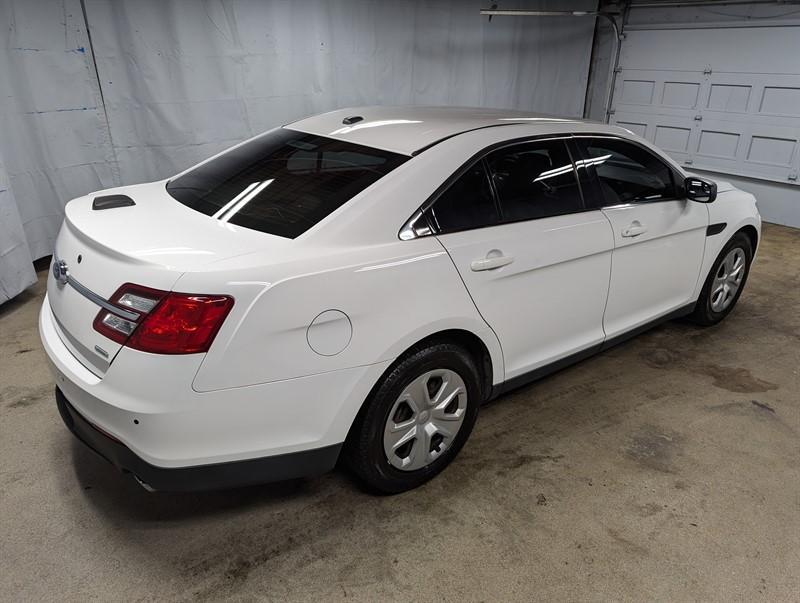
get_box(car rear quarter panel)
[178,236,503,393]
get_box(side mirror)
[685,177,717,203]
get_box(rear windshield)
[167,128,409,238]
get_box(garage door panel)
[690,119,797,180]
[618,76,703,110]
[610,111,699,163]
[613,70,707,118]
[611,27,800,186]
[707,83,751,113]
[662,80,701,109]
[758,85,800,118]
[619,27,800,74]
[654,123,693,154]
[619,78,657,105]
[693,122,742,173]
[703,73,800,126]
[742,124,798,180]
[747,135,796,167]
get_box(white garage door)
[609,26,800,187]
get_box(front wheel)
[344,342,481,493]
[690,232,753,326]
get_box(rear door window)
[167,129,408,239]
[486,139,584,221]
[428,162,500,234]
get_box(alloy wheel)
[710,247,746,312]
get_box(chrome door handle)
[621,221,647,238]
[471,254,514,271]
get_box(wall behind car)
[0,0,597,304]
[0,0,108,302]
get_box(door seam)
[431,235,507,380]
[598,208,616,344]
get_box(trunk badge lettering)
[52,260,69,285]
[94,345,109,358]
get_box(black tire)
[344,342,481,494]
[690,231,753,326]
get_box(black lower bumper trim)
[55,387,342,492]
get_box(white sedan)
[40,107,761,493]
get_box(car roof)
[286,106,626,156]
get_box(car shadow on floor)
[61,317,699,526]
[65,438,357,523]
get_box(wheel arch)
[379,328,496,402]
[694,214,760,301]
[343,327,499,449]
[737,224,758,252]
[411,329,495,400]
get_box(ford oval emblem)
[52,259,69,285]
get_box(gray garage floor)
[1,223,798,602]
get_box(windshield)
[167,128,409,238]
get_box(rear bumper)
[40,294,390,487]
[56,387,341,491]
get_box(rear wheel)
[345,342,481,493]
[690,232,753,326]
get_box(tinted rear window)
[167,128,408,238]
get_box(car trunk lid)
[47,181,290,376]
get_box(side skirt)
[489,301,696,400]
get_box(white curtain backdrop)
[0,0,115,302]
[0,0,597,304]
[0,159,36,301]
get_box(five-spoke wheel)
[710,247,746,312]
[691,231,753,326]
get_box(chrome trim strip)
[67,276,140,321]
[399,209,432,240]
[601,202,636,210]
[53,256,140,322]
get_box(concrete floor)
[1,223,798,602]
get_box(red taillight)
[127,293,234,354]
[93,283,167,344]
[93,283,234,354]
